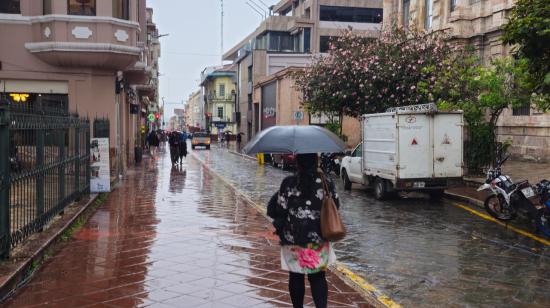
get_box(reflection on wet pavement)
[4,149,369,307]
[193,147,550,307]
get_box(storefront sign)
[147,113,155,122]
[90,138,111,193]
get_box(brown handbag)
[320,174,346,241]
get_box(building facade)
[223,0,384,143]
[184,90,205,133]
[200,65,237,136]
[0,0,161,173]
[384,0,550,162]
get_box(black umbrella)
[243,125,346,155]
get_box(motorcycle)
[477,154,540,226]
[320,153,341,176]
[534,179,550,237]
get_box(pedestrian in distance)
[267,153,340,308]
[225,132,231,149]
[168,131,180,165]
[147,131,160,159]
[236,133,242,152]
[178,131,187,165]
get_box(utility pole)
[220,0,224,65]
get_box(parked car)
[271,153,296,170]
[340,104,464,200]
[191,132,211,150]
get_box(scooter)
[320,153,340,176]
[477,154,539,225]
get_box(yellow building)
[200,65,238,137]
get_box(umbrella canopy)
[243,125,346,155]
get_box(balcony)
[24,15,141,70]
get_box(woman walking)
[268,153,340,308]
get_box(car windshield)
[194,133,208,138]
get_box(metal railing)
[0,106,90,258]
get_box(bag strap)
[319,172,332,198]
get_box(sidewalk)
[3,153,371,307]
[447,160,550,207]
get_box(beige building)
[200,65,238,137]
[0,0,161,174]
[184,90,205,133]
[384,0,549,161]
[223,0,384,144]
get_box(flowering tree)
[293,27,458,118]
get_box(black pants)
[289,271,328,308]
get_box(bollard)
[256,153,265,165]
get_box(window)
[267,31,294,52]
[403,0,410,28]
[68,0,96,16]
[450,0,457,12]
[320,36,338,53]
[512,105,530,116]
[219,84,226,98]
[353,143,362,157]
[0,0,20,14]
[425,0,433,29]
[303,28,311,52]
[320,6,383,23]
[217,107,224,118]
[43,0,52,14]
[247,66,253,82]
[113,0,130,20]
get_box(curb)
[0,191,108,303]
[443,191,484,209]
[228,150,257,161]
[191,153,398,308]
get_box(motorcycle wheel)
[536,211,550,238]
[484,195,516,221]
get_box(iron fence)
[0,106,90,258]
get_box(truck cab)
[340,143,363,190]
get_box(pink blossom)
[297,248,321,269]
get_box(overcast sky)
[147,0,280,120]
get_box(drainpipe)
[116,71,123,180]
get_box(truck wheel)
[342,170,352,191]
[374,178,388,200]
[429,190,445,200]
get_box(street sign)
[215,123,226,129]
[147,113,155,122]
[293,111,304,121]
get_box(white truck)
[340,104,464,200]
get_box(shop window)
[0,0,20,14]
[68,0,96,16]
[113,0,130,20]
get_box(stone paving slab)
[3,151,371,307]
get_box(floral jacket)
[267,173,340,246]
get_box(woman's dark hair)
[296,153,319,196]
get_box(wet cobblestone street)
[193,146,550,307]
[4,150,368,308]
